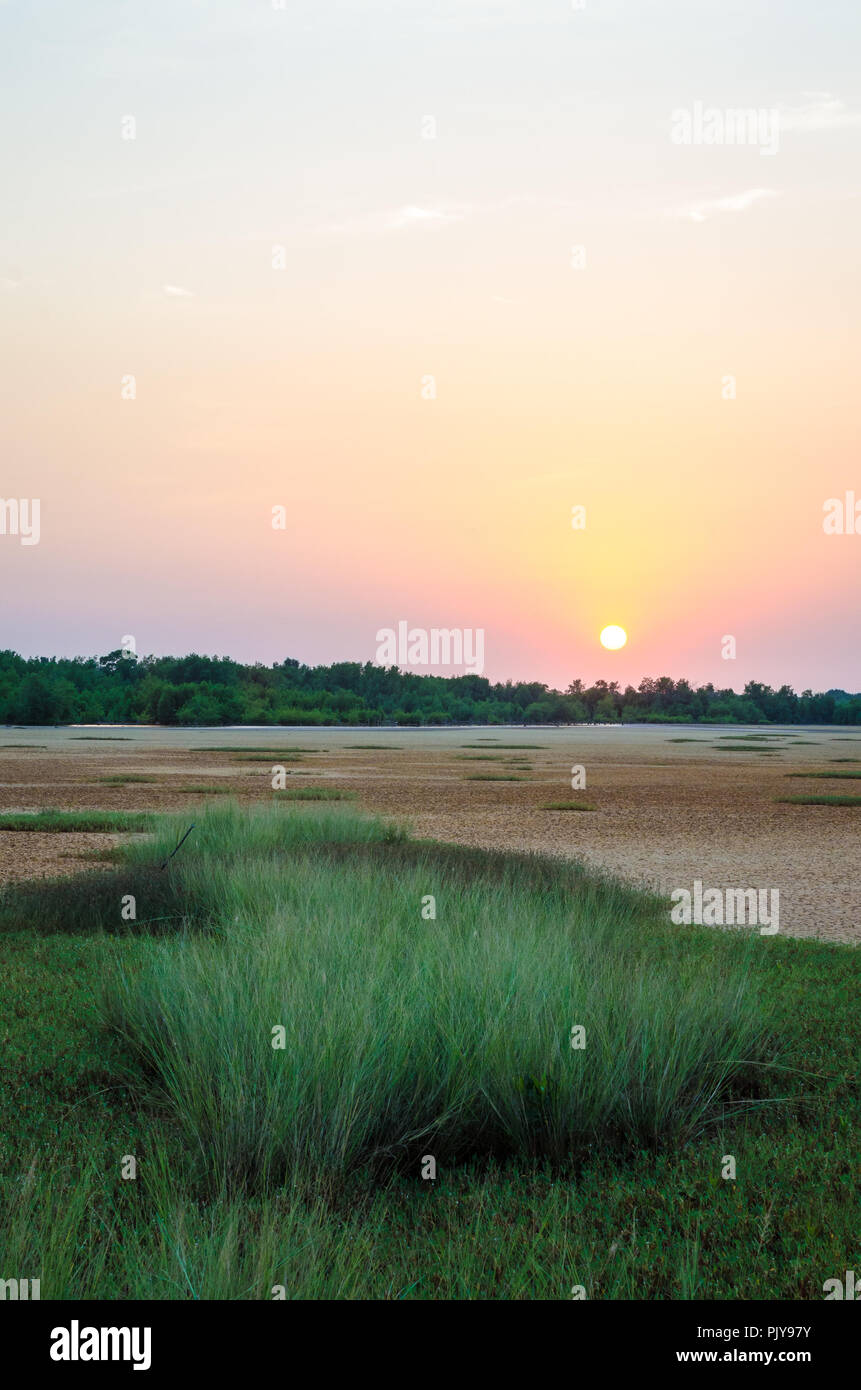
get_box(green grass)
[172,784,235,795]
[71,736,134,741]
[462,743,545,750]
[230,754,306,762]
[777,795,861,807]
[464,774,526,781]
[98,774,160,784]
[0,743,47,748]
[829,758,861,763]
[343,745,403,750]
[274,788,355,801]
[66,846,129,865]
[0,810,150,833]
[717,734,795,741]
[786,770,861,780]
[541,801,595,812]
[0,800,857,1299]
[94,805,771,1182]
[199,746,319,754]
[711,745,780,754]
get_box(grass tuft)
[0,810,150,833]
[465,774,526,781]
[98,774,160,784]
[273,788,355,801]
[777,794,861,807]
[712,745,780,753]
[785,770,861,780]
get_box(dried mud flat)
[0,725,858,943]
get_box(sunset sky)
[2,0,860,690]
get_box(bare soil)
[0,726,857,943]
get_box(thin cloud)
[669,189,778,223]
[387,204,464,230]
[163,284,194,297]
[321,204,467,238]
[779,93,861,133]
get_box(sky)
[1,0,860,691]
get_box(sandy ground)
[0,724,859,943]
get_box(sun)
[600,625,627,651]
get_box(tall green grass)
[0,800,857,1299]
[101,802,770,1190]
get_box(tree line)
[1,649,858,726]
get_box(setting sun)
[600,625,628,651]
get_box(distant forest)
[1,650,859,727]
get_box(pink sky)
[2,0,859,691]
